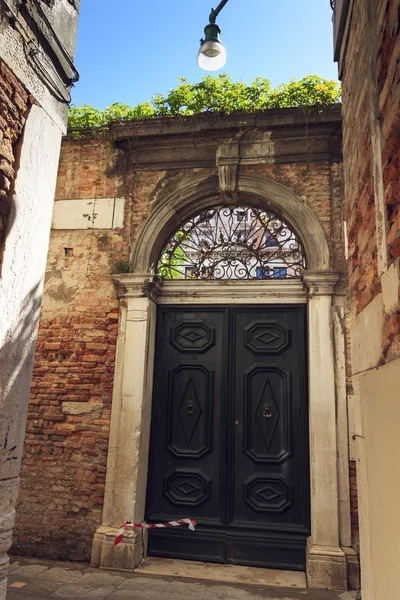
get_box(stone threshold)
[135,557,307,588]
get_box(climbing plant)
[157,230,190,280]
[68,74,341,131]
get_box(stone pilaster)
[303,271,347,590]
[91,274,161,571]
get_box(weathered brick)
[44,342,61,350]
[42,414,66,422]
[0,139,14,163]
[0,59,31,273]
[13,91,28,113]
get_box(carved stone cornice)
[112,273,162,301]
[302,270,341,296]
[159,279,307,304]
[112,107,342,171]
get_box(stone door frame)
[91,173,351,590]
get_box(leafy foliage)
[157,230,190,280]
[113,260,132,274]
[68,74,341,131]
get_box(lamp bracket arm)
[209,0,229,23]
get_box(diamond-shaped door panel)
[244,321,290,355]
[167,365,213,458]
[254,378,280,450]
[178,379,203,445]
[244,367,292,464]
[244,474,293,513]
[171,321,216,353]
[164,469,211,506]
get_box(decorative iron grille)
[157,206,306,280]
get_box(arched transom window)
[157,206,306,280]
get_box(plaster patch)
[52,198,125,230]
[61,402,103,415]
[350,293,385,374]
[381,258,400,314]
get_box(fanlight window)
[157,206,306,280]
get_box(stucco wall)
[360,360,400,600]
[0,104,62,596]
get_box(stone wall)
[335,0,400,598]
[11,109,356,568]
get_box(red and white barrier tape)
[114,518,197,546]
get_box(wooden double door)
[146,305,310,570]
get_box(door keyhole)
[186,402,195,415]
[263,406,272,419]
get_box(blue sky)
[72,0,338,109]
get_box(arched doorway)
[146,204,310,569]
[92,173,349,590]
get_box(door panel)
[146,308,227,561]
[243,366,291,464]
[167,365,214,459]
[146,305,309,569]
[227,308,309,569]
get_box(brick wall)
[14,310,118,560]
[13,123,351,560]
[341,2,379,315]
[377,0,400,361]
[341,0,400,347]
[377,0,400,264]
[0,60,32,271]
[12,141,126,560]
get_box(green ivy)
[68,74,341,131]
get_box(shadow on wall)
[0,180,17,278]
[6,277,107,562]
[0,281,42,481]
[0,280,44,582]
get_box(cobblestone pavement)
[7,557,358,600]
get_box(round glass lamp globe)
[197,40,227,71]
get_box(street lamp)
[197,0,229,71]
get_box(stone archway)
[91,172,350,591]
[132,172,329,274]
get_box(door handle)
[263,406,273,419]
[186,402,195,415]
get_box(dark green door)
[146,305,310,570]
